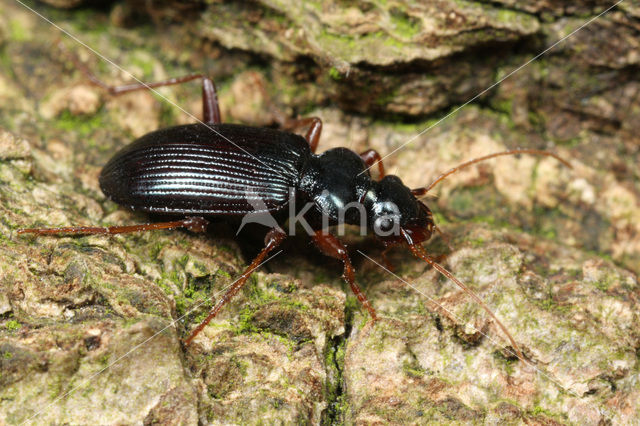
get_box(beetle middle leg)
[359,149,385,178]
[268,107,323,152]
[248,72,323,152]
[285,117,323,153]
[184,227,287,345]
[312,230,378,320]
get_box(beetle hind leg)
[17,216,210,236]
[59,44,221,124]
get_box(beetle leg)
[184,227,286,345]
[17,216,210,236]
[62,47,221,124]
[98,74,220,125]
[381,245,395,271]
[360,149,385,179]
[247,72,323,152]
[312,230,378,320]
[286,117,323,153]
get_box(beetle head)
[361,175,435,246]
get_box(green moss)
[48,376,64,399]
[468,236,485,247]
[448,190,474,216]
[8,19,29,42]
[530,405,555,418]
[176,254,190,268]
[592,272,617,292]
[149,242,168,259]
[344,295,365,328]
[495,9,523,24]
[492,350,517,374]
[4,320,21,331]
[122,317,142,328]
[324,333,348,424]
[431,211,449,226]
[192,261,209,276]
[98,353,110,367]
[491,98,513,116]
[54,108,107,139]
[47,5,110,34]
[129,54,155,78]
[402,359,426,378]
[368,30,404,48]
[328,67,342,81]
[317,28,358,50]
[389,8,421,39]
[236,305,260,335]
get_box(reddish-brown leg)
[381,245,395,272]
[64,47,221,124]
[312,230,378,320]
[360,149,385,178]
[17,216,209,236]
[248,72,322,152]
[184,228,286,345]
[287,117,323,153]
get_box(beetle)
[18,62,570,358]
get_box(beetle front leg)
[312,230,378,320]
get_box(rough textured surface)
[1,0,639,424]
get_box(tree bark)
[1,1,639,424]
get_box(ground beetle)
[18,60,570,358]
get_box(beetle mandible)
[18,59,570,358]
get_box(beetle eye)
[374,216,398,235]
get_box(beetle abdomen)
[99,123,310,215]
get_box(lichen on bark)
[1,0,639,424]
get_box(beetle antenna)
[407,242,526,362]
[412,149,571,195]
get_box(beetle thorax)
[298,148,372,227]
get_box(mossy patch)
[54,108,108,139]
[4,320,21,331]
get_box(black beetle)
[18,64,570,355]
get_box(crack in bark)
[322,297,354,425]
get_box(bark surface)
[0,1,639,424]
